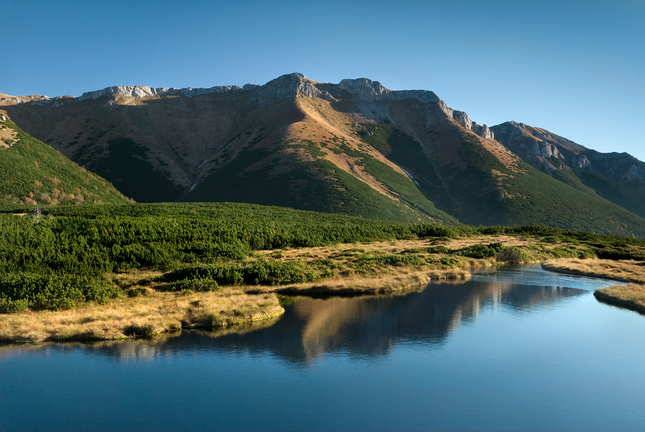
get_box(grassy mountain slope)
[307,89,645,237]
[185,98,456,223]
[492,122,645,220]
[377,119,645,237]
[0,116,130,210]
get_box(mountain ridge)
[2,73,645,236]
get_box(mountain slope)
[2,74,645,236]
[330,90,645,236]
[0,114,130,209]
[492,121,645,219]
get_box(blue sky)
[2,0,644,160]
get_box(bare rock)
[573,155,591,170]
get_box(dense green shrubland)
[1,202,644,313]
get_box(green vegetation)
[186,139,453,224]
[2,202,645,316]
[83,138,184,202]
[329,130,457,224]
[357,123,454,209]
[0,119,130,210]
[0,202,448,312]
[427,127,645,237]
[158,261,320,286]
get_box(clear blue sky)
[2,0,644,160]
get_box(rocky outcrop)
[624,164,645,183]
[492,121,570,172]
[491,120,645,218]
[338,78,389,101]
[479,124,494,140]
[78,84,245,101]
[442,109,494,140]
[250,73,336,104]
[338,78,441,104]
[573,155,591,170]
[336,77,494,139]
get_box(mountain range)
[2,73,644,236]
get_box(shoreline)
[594,288,645,316]
[542,258,645,316]
[4,239,645,345]
[0,264,483,345]
[0,289,286,344]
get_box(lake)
[1,265,644,431]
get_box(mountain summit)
[2,73,644,236]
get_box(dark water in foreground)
[1,266,644,431]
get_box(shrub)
[440,257,461,268]
[170,276,219,292]
[158,261,320,286]
[455,242,505,259]
[0,272,120,312]
[496,247,527,264]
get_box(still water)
[1,266,644,431]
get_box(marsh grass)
[0,288,283,343]
[595,284,645,315]
[543,258,645,315]
[542,258,645,283]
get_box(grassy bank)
[2,202,645,342]
[0,287,284,343]
[594,285,645,315]
[543,258,645,315]
[542,258,645,283]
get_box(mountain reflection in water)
[51,266,600,364]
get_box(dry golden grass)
[258,236,527,262]
[251,236,532,297]
[544,258,645,315]
[246,265,474,298]
[542,258,645,283]
[0,288,283,343]
[595,284,645,315]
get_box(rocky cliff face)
[492,121,567,172]
[492,120,645,183]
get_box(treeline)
[1,202,644,312]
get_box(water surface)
[1,265,644,431]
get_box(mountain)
[2,74,645,236]
[492,121,645,219]
[0,111,130,209]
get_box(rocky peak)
[0,94,52,105]
[338,78,388,101]
[496,121,526,140]
[338,78,440,104]
[4,73,491,140]
[79,85,161,100]
[251,73,336,104]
